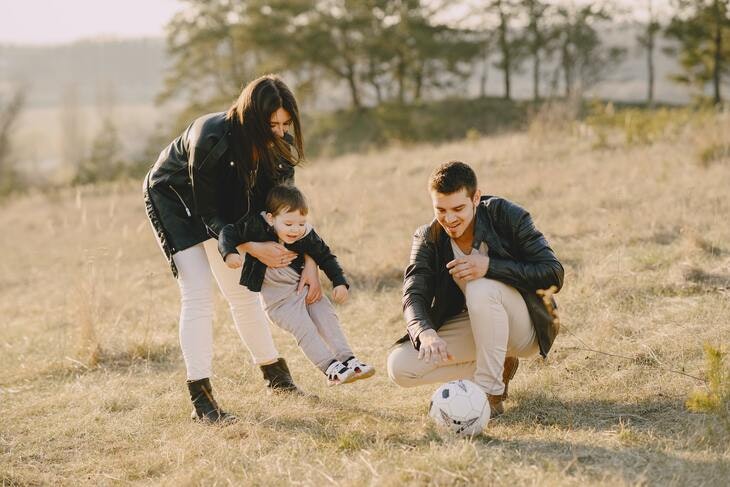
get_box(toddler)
[218,184,374,386]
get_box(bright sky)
[0,0,181,45]
[0,0,662,45]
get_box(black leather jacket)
[401,196,564,357]
[142,112,294,276]
[217,214,349,292]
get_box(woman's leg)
[173,244,215,381]
[203,239,279,366]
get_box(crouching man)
[387,161,564,416]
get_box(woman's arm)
[298,255,322,304]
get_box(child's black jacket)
[218,214,349,292]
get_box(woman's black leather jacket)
[143,112,294,276]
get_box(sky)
[0,0,181,45]
[0,0,662,46]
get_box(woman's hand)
[298,254,322,304]
[240,241,297,268]
[446,254,489,282]
[418,329,452,364]
[332,285,349,304]
[225,253,243,269]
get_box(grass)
[1,110,729,485]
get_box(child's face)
[266,208,307,244]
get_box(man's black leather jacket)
[217,214,349,292]
[401,195,564,357]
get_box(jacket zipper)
[168,185,192,217]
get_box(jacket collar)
[473,196,507,256]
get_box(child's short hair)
[266,184,309,216]
[428,161,478,197]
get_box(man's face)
[266,208,307,244]
[430,188,480,240]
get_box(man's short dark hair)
[428,161,478,197]
[266,184,309,216]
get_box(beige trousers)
[387,278,539,395]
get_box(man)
[387,161,563,416]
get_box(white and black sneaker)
[343,357,375,382]
[325,360,356,386]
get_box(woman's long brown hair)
[225,74,305,188]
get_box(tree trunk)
[712,1,722,105]
[480,42,489,97]
[533,53,540,101]
[498,2,511,100]
[647,29,655,106]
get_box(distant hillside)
[0,38,166,107]
[0,24,695,110]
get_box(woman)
[143,75,321,422]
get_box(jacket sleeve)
[188,130,228,237]
[402,226,438,349]
[217,224,243,260]
[217,215,269,261]
[298,229,348,288]
[485,202,564,293]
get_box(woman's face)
[269,108,292,139]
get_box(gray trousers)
[260,267,353,373]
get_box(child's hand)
[332,285,349,304]
[225,253,243,269]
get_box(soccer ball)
[428,379,490,436]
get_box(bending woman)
[143,75,320,422]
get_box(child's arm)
[217,223,246,262]
[296,229,349,290]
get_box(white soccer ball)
[428,379,490,436]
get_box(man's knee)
[387,346,420,387]
[464,278,504,311]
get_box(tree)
[74,83,124,184]
[665,0,730,104]
[520,0,555,101]
[637,0,663,106]
[487,0,522,100]
[0,87,26,195]
[552,4,626,98]
[60,84,86,176]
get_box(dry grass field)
[1,111,729,485]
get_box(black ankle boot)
[187,378,236,423]
[260,358,302,393]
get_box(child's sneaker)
[343,357,375,382]
[325,360,356,386]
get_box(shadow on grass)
[3,342,180,387]
[504,393,687,436]
[475,434,729,485]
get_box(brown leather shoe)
[502,357,519,401]
[487,393,505,417]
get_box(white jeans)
[387,278,539,395]
[172,239,279,380]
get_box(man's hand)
[332,285,349,304]
[224,253,243,269]
[240,241,297,268]
[298,254,322,304]
[446,253,489,282]
[418,329,452,364]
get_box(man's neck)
[453,220,475,253]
